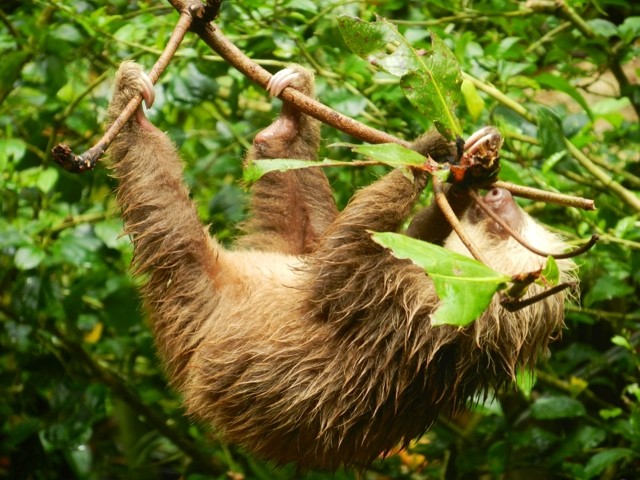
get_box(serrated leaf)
[530,396,586,419]
[337,16,415,77]
[337,15,462,138]
[371,232,510,326]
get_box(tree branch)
[52,4,199,173]
[52,0,597,216]
[433,176,489,264]
[186,17,406,146]
[464,71,639,213]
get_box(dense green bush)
[1,1,638,478]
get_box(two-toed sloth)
[107,61,576,470]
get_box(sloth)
[106,61,576,470]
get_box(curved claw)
[464,126,497,151]
[266,68,301,97]
[460,126,503,172]
[137,71,155,109]
[464,126,503,156]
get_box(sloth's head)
[444,188,575,279]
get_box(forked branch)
[52,2,206,172]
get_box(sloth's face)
[467,188,524,239]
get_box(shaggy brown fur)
[107,61,575,470]
[235,65,338,255]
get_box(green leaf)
[337,15,462,138]
[50,233,103,267]
[537,107,566,158]
[244,145,431,184]
[461,78,484,121]
[610,335,631,350]
[584,448,635,478]
[94,219,129,250]
[586,19,618,38]
[487,441,507,475]
[599,407,623,420]
[243,159,356,183]
[625,383,640,402]
[36,168,60,194]
[0,50,30,101]
[540,256,560,286]
[535,73,592,117]
[0,138,27,168]
[619,16,640,44]
[530,396,586,419]
[350,143,428,167]
[516,369,536,399]
[583,275,635,307]
[14,245,46,270]
[371,232,510,326]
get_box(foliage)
[1,0,639,479]
[372,231,511,327]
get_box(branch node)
[52,143,104,174]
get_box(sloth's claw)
[267,68,301,97]
[462,126,503,168]
[137,71,155,109]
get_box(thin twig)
[492,181,596,210]
[562,138,640,212]
[468,189,598,259]
[526,0,595,39]
[501,282,575,312]
[433,176,488,264]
